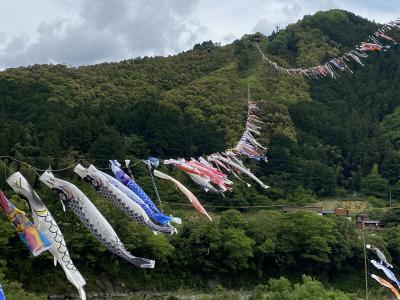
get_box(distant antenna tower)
[275,24,280,33]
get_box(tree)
[89,127,126,160]
[210,227,255,271]
[361,164,388,198]
[251,275,356,300]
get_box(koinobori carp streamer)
[256,17,400,79]
[367,244,393,268]
[74,164,177,235]
[164,158,232,194]
[110,160,181,225]
[0,190,51,256]
[0,283,4,300]
[6,172,87,300]
[370,260,400,289]
[208,154,269,190]
[371,274,400,299]
[153,169,212,221]
[164,92,269,193]
[39,170,155,269]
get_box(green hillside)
[0,9,400,299]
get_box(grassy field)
[315,199,371,211]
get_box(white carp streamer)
[208,154,269,190]
[74,164,177,235]
[6,172,86,300]
[367,244,393,268]
[40,170,155,269]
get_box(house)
[356,214,384,230]
[335,207,348,216]
[357,214,369,222]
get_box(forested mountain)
[0,9,400,299]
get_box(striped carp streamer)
[367,244,393,268]
[74,164,177,235]
[370,259,400,289]
[153,169,212,221]
[39,170,155,268]
[371,274,400,299]
[256,17,400,79]
[0,190,51,256]
[6,172,86,300]
[110,160,181,225]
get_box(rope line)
[148,165,164,212]
[1,155,398,213]
[255,17,400,78]
[0,156,82,174]
[0,155,145,174]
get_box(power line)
[163,201,400,212]
[162,202,287,209]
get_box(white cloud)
[0,0,399,69]
[0,0,204,68]
[249,0,338,36]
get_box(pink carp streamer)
[153,169,212,221]
[0,190,51,256]
[166,158,232,192]
[164,158,232,194]
[256,18,400,79]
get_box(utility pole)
[362,229,368,300]
[388,187,400,208]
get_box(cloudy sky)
[0,0,399,69]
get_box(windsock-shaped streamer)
[39,170,155,268]
[6,172,86,300]
[371,274,400,299]
[367,244,393,268]
[110,160,181,225]
[74,164,177,235]
[0,283,5,300]
[370,260,400,289]
[153,169,212,221]
[0,190,51,256]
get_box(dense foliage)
[0,9,400,299]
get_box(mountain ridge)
[1,9,399,193]
[1,9,400,298]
